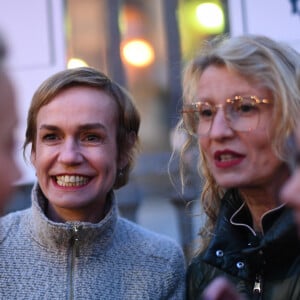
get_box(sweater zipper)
[68,224,81,300]
[253,274,263,300]
[73,224,80,257]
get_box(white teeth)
[219,154,234,161]
[56,175,89,187]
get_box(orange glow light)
[67,58,88,69]
[122,39,154,67]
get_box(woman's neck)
[46,201,106,223]
[238,165,290,232]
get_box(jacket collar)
[25,183,118,253]
[203,189,300,279]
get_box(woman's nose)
[208,109,234,139]
[58,139,83,165]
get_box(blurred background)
[1,0,300,260]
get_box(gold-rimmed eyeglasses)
[181,96,272,137]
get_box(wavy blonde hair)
[179,35,300,251]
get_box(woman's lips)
[214,150,245,168]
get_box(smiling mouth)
[55,175,90,187]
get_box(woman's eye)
[200,108,213,118]
[87,135,98,141]
[239,103,256,113]
[42,134,58,141]
[83,134,102,142]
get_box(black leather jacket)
[187,189,300,300]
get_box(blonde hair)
[180,35,300,250]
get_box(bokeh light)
[196,2,224,31]
[67,58,88,69]
[121,39,155,67]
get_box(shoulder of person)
[187,252,225,297]
[116,217,185,262]
[0,208,29,242]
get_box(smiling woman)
[31,86,120,223]
[0,67,186,299]
[178,35,300,300]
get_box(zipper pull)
[72,225,80,257]
[253,274,262,294]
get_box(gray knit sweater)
[0,184,186,299]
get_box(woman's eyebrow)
[39,124,60,131]
[77,123,106,131]
[39,123,106,131]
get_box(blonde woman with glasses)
[180,35,300,300]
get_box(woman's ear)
[118,131,137,170]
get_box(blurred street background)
[1,0,300,260]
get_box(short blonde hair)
[24,67,140,189]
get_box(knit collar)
[26,183,118,254]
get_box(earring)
[118,169,124,178]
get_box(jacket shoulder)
[117,217,184,260]
[116,217,186,298]
[187,253,224,299]
[0,209,29,242]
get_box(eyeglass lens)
[182,96,262,136]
